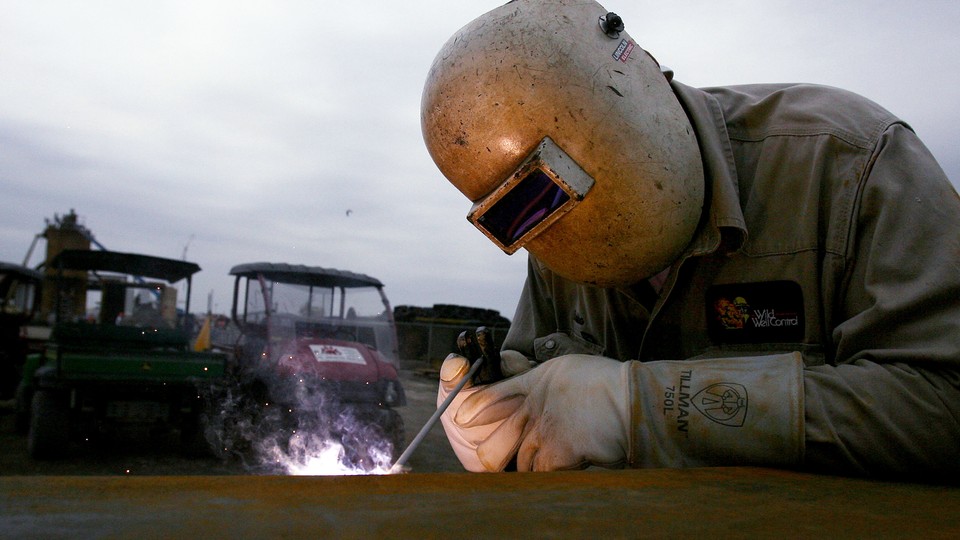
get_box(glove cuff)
[628,353,804,468]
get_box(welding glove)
[438,347,535,471]
[437,353,510,472]
[500,349,536,377]
[450,353,805,472]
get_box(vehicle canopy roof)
[229,262,383,289]
[0,261,43,281]
[48,250,202,283]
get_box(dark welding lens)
[476,169,571,247]
[468,137,594,254]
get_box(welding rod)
[389,356,484,473]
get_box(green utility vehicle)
[0,262,42,401]
[17,250,227,458]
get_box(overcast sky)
[1,0,957,320]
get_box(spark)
[263,433,395,476]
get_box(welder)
[421,0,960,479]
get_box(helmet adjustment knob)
[599,12,624,38]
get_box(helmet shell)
[422,0,704,286]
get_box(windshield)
[0,273,38,317]
[243,280,388,323]
[83,281,176,328]
[239,276,398,364]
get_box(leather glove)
[628,353,804,468]
[436,348,535,471]
[437,324,535,471]
[500,349,535,376]
[436,353,508,472]
[454,354,631,471]
[445,352,805,472]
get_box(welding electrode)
[390,327,502,473]
[389,354,484,473]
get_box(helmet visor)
[467,137,594,254]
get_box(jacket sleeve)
[501,124,960,478]
[501,257,564,359]
[803,124,960,478]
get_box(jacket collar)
[670,79,747,257]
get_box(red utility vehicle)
[225,263,405,468]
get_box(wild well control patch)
[706,281,804,344]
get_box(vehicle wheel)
[201,378,286,463]
[381,408,405,462]
[337,406,405,471]
[28,389,70,459]
[181,407,216,457]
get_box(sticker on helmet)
[612,39,634,62]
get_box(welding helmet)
[421,0,704,287]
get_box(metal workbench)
[1,467,957,538]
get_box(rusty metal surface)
[1,467,958,538]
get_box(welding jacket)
[501,79,960,479]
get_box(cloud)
[1,0,956,322]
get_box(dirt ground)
[0,366,465,476]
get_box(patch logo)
[715,296,750,329]
[664,369,749,434]
[692,383,747,427]
[706,281,804,344]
